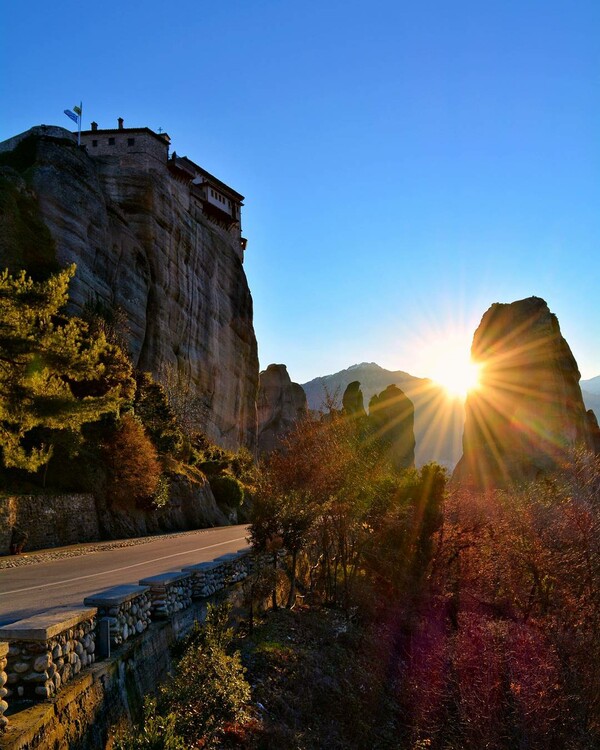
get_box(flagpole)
[78,101,82,146]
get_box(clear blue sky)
[2,1,598,383]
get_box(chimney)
[118,117,124,130]
[91,121,98,131]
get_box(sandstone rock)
[453,297,596,489]
[97,469,227,538]
[586,410,600,454]
[257,364,308,453]
[302,362,465,470]
[368,385,415,470]
[342,381,367,418]
[0,125,258,452]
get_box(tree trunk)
[272,551,278,610]
[286,549,298,608]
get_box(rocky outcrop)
[368,385,415,470]
[303,363,464,470]
[585,410,600,455]
[97,474,228,539]
[342,381,367,418]
[257,364,308,453]
[453,297,597,489]
[0,125,258,451]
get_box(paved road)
[0,526,250,627]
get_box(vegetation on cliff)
[0,265,133,472]
[0,265,254,521]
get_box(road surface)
[0,525,249,627]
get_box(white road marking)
[0,537,249,596]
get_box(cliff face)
[0,126,258,451]
[453,296,596,489]
[368,384,416,470]
[342,381,367,418]
[257,364,307,453]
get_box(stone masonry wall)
[0,550,252,748]
[0,495,100,556]
[3,611,97,702]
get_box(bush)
[210,474,245,509]
[102,413,161,508]
[113,698,185,750]
[161,604,251,747]
[135,373,184,456]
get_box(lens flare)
[421,338,481,400]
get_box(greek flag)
[64,109,79,123]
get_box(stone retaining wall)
[0,644,7,730]
[184,550,252,598]
[0,609,97,702]
[0,495,100,556]
[139,573,192,619]
[84,586,152,647]
[0,548,252,747]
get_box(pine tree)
[0,265,134,471]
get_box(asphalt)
[0,525,250,627]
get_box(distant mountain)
[581,375,600,395]
[582,389,600,416]
[301,363,464,470]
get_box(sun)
[432,358,481,399]
[421,338,482,399]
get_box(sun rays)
[416,335,482,401]
[453,300,591,488]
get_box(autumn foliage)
[102,413,161,508]
[395,448,600,749]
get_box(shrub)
[161,603,251,747]
[113,698,185,750]
[135,373,184,456]
[102,413,161,507]
[209,474,245,508]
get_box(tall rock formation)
[302,363,464,469]
[0,124,258,451]
[342,381,367,418]
[453,296,597,488]
[257,364,308,453]
[368,384,415,470]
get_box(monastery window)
[108,137,115,146]
[127,138,135,146]
[92,140,98,147]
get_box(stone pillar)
[0,641,8,730]
[0,608,97,703]
[84,585,152,648]
[138,572,192,619]
[183,550,252,599]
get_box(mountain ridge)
[302,362,600,471]
[302,362,464,469]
